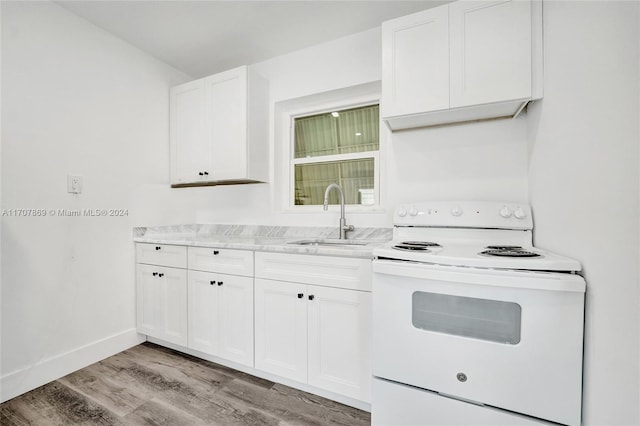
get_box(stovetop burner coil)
[392,241,441,252]
[485,245,523,250]
[480,249,541,258]
[401,241,441,247]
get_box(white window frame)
[281,93,383,213]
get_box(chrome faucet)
[323,183,354,240]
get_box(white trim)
[146,336,371,412]
[288,204,387,214]
[283,91,382,122]
[0,329,144,403]
[292,151,378,166]
[279,88,383,213]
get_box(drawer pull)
[297,293,304,299]
[199,172,204,176]
[155,246,161,251]
[308,295,315,301]
[457,373,467,382]
[213,250,220,255]
[152,272,158,277]
[210,280,215,285]
[217,281,223,286]
[158,273,164,278]
[204,171,209,176]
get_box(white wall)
[0,2,3,395]
[527,2,640,425]
[196,27,529,226]
[0,1,193,401]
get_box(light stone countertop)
[133,224,393,259]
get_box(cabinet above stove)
[381,0,543,130]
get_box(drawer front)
[255,252,372,291]
[136,243,187,268]
[188,247,254,276]
[372,378,554,426]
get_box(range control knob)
[450,205,463,217]
[397,207,407,217]
[409,207,419,217]
[499,206,512,218]
[514,207,527,220]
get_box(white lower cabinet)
[255,274,372,403]
[254,278,308,383]
[136,263,188,346]
[137,244,372,406]
[188,270,254,367]
[307,285,371,401]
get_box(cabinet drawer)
[136,243,187,268]
[188,247,254,276]
[372,378,553,426]
[255,252,372,292]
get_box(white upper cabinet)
[170,65,269,186]
[382,0,542,130]
[171,79,208,184]
[381,5,449,118]
[449,0,532,108]
[206,69,247,181]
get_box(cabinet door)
[449,0,532,107]
[136,264,162,337]
[205,67,247,181]
[307,286,372,402]
[170,79,210,184]
[382,5,449,118]
[187,270,219,354]
[254,278,307,383]
[217,274,254,367]
[162,267,188,346]
[136,264,187,346]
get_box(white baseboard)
[1,328,145,403]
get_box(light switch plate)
[67,175,83,194]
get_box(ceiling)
[55,1,446,78]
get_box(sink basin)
[288,239,371,248]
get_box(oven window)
[412,292,521,344]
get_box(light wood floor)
[0,342,371,425]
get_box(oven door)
[372,259,585,426]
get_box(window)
[291,104,380,207]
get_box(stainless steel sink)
[287,239,371,247]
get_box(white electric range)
[372,201,586,426]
